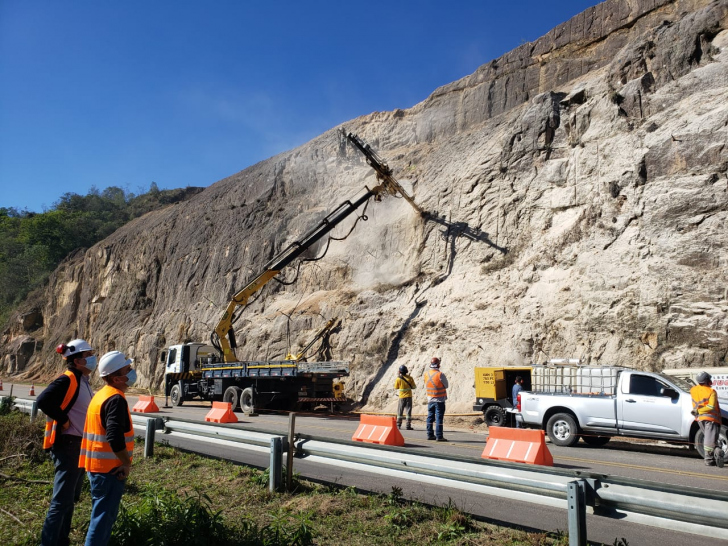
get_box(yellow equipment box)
[473,366,532,426]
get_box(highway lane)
[154,398,728,492]
[8,384,727,544]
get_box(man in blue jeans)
[80,351,136,546]
[37,339,97,546]
[423,357,449,441]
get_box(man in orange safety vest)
[37,339,97,546]
[423,357,448,442]
[690,371,724,467]
[80,351,136,546]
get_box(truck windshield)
[657,373,692,392]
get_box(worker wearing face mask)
[80,351,136,546]
[37,339,97,546]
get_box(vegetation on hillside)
[0,183,202,326]
[0,409,589,545]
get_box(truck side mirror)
[662,387,678,399]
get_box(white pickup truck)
[512,365,728,461]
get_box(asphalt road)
[8,383,726,545]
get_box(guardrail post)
[30,401,38,422]
[269,437,282,492]
[144,419,156,458]
[567,480,587,546]
[286,413,296,491]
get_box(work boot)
[706,459,716,466]
[715,448,725,468]
[406,425,414,430]
[436,438,448,442]
[427,436,436,441]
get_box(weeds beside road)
[0,402,609,545]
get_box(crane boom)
[213,131,422,363]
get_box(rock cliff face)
[2,0,727,413]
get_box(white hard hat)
[99,351,133,377]
[56,339,93,359]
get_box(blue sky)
[1,1,598,212]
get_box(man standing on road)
[512,376,524,428]
[690,371,724,467]
[394,365,416,430]
[80,351,136,546]
[37,339,97,546]
[424,357,448,442]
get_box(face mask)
[124,369,137,387]
[83,355,97,372]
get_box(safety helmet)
[398,365,408,375]
[99,351,133,377]
[56,339,93,360]
[696,371,712,385]
[430,357,441,368]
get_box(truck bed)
[200,360,349,379]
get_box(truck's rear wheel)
[170,384,184,407]
[484,406,506,427]
[240,387,255,413]
[546,413,580,447]
[223,386,240,411]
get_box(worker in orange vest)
[690,371,724,467]
[37,339,97,546]
[423,357,448,442]
[80,351,136,546]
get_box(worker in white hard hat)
[690,371,724,467]
[80,351,136,546]
[37,338,97,546]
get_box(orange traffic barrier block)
[205,402,238,424]
[29,383,35,396]
[132,395,160,413]
[481,427,553,466]
[352,414,404,446]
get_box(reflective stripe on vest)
[424,369,446,398]
[43,370,79,450]
[691,385,721,424]
[79,385,134,473]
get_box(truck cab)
[162,343,218,375]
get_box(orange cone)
[0,378,3,391]
[29,383,35,396]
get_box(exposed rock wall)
[2,0,727,414]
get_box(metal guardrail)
[6,396,728,543]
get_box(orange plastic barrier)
[481,427,553,466]
[132,395,160,413]
[205,402,238,424]
[352,414,404,446]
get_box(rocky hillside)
[2,0,727,413]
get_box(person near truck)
[512,376,524,428]
[690,371,724,467]
[424,357,448,441]
[37,338,97,546]
[80,351,136,546]
[394,365,415,430]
